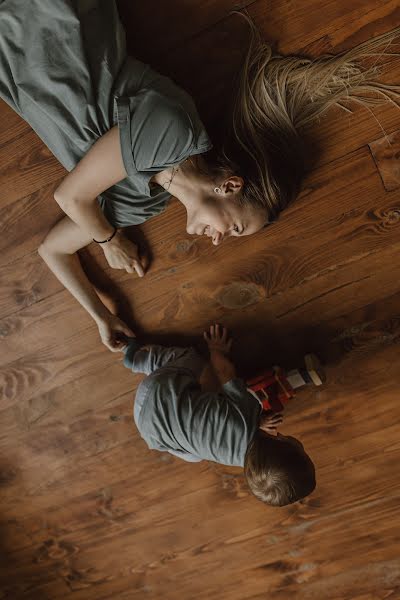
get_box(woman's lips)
[196,225,221,242]
[201,226,223,244]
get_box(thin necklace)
[162,157,191,191]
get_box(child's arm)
[203,324,236,385]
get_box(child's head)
[244,431,316,506]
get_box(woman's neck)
[152,155,213,202]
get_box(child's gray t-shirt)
[135,368,262,467]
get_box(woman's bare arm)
[53,125,146,275]
[39,125,142,350]
[38,215,134,351]
[53,125,126,241]
[39,215,104,320]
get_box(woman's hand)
[97,313,135,352]
[101,230,146,276]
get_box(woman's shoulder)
[115,63,211,172]
[135,87,210,167]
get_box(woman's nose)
[212,231,224,245]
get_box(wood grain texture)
[1,0,400,599]
[369,129,400,191]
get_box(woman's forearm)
[52,125,127,242]
[54,194,115,242]
[39,246,110,324]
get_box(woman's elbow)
[38,224,59,260]
[38,235,52,261]
[53,188,70,212]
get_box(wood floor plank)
[0,128,65,205]
[1,1,400,599]
[6,487,400,599]
[0,101,30,146]
[0,180,63,267]
[116,0,256,61]
[369,129,400,191]
[249,0,400,55]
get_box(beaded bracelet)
[93,227,117,244]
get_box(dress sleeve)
[114,89,211,178]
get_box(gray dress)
[0,0,212,227]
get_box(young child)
[123,324,316,507]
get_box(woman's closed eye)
[233,224,243,235]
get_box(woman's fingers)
[121,324,135,337]
[109,331,130,353]
[103,338,120,352]
[98,313,136,352]
[124,259,145,276]
[114,339,126,352]
[134,260,145,277]
[113,321,135,350]
[103,235,147,276]
[113,327,135,346]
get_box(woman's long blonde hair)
[208,16,400,220]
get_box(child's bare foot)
[203,324,236,384]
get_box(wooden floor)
[1,1,400,598]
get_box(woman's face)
[185,194,267,245]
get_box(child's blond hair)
[244,431,316,506]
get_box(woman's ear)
[222,176,244,195]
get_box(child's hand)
[259,412,283,436]
[203,324,232,356]
[204,324,235,384]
